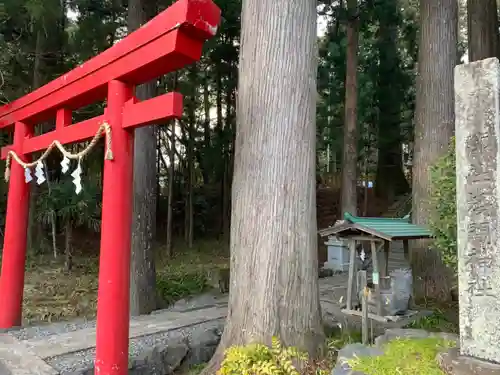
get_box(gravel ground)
[45,319,225,374]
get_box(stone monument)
[439,57,500,374]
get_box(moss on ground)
[348,337,454,375]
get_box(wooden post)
[383,240,390,282]
[370,240,382,316]
[403,239,410,262]
[0,122,32,328]
[362,292,369,344]
[346,239,357,310]
[359,270,369,344]
[94,80,134,375]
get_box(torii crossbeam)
[0,1,220,374]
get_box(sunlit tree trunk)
[128,0,158,316]
[411,0,458,300]
[201,0,324,372]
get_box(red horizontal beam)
[0,116,105,160]
[0,0,220,128]
[1,93,183,159]
[122,92,183,129]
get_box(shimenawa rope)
[4,122,113,182]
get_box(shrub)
[429,138,457,272]
[348,337,455,375]
[218,337,310,375]
[156,270,208,305]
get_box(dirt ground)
[21,239,230,324]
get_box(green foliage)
[36,177,102,232]
[218,337,309,375]
[407,310,458,334]
[326,329,362,352]
[156,269,208,305]
[185,364,206,375]
[348,337,455,375]
[428,138,457,271]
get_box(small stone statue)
[207,267,230,294]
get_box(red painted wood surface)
[0,0,220,374]
[95,80,134,375]
[0,93,183,159]
[0,122,32,328]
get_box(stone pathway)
[0,247,422,374]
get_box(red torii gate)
[0,0,220,373]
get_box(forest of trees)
[1,0,500,371]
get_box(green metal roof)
[341,212,432,241]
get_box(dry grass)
[19,239,229,325]
[23,255,99,324]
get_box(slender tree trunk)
[186,67,197,248]
[215,68,225,236]
[411,0,458,301]
[165,73,179,255]
[27,28,45,254]
[64,219,73,272]
[43,160,58,259]
[156,127,161,214]
[166,125,176,256]
[467,0,500,61]
[221,67,234,239]
[202,70,211,185]
[341,0,359,216]
[128,0,158,316]
[375,0,409,202]
[201,0,324,372]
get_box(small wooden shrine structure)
[318,212,432,320]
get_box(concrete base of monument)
[437,348,500,375]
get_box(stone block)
[455,57,500,362]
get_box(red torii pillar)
[0,1,220,374]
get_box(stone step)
[0,334,57,375]
[24,306,227,359]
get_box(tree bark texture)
[411,0,457,300]
[185,66,197,248]
[27,28,45,255]
[202,0,325,373]
[467,0,500,62]
[165,73,179,257]
[128,0,158,316]
[341,0,359,216]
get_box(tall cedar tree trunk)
[201,0,324,372]
[467,0,500,61]
[341,0,359,216]
[128,0,158,316]
[412,0,457,300]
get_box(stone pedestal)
[455,58,500,363]
[438,348,500,375]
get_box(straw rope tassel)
[4,122,113,182]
